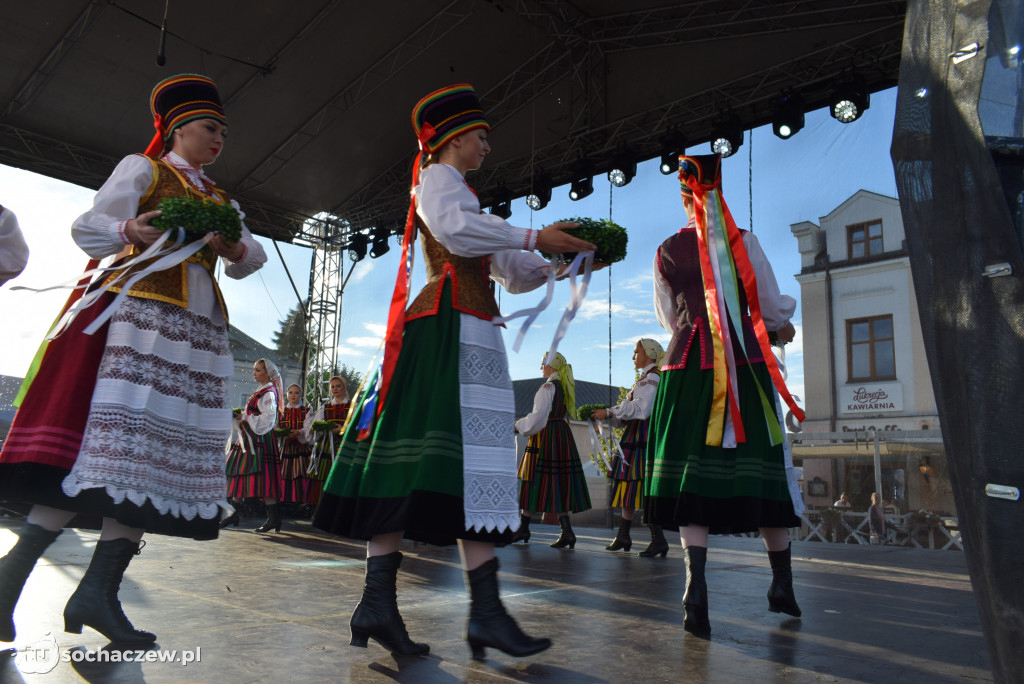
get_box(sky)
[0,88,900,409]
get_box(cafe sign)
[840,382,903,414]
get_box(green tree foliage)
[272,303,307,362]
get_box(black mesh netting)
[890,1,1024,679]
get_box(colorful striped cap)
[411,84,489,154]
[678,153,722,197]
[150,74,227,141]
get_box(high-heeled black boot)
[349,552,429,656]
[638,525,670,558]
[0,522,61,642]
[219,506,240,529]
[254,502,281,533]
[605,517,632,551]
[550,515,576,549]
[682,546,711,638]
[465,557,551,660]
[767,544,802,617]
[64,538,156,645]
[510,514,531,543]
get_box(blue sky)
[0,88,899,408]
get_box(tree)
[272,302,307,362]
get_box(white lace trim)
[459,314,520,533]
[774,384,805,517]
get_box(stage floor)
[1,517,991,683]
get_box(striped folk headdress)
[144,74,227,156]
[411,83,490,154]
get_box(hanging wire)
[608,183,614,405]
[748,128,754,231]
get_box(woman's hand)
[209,235,245,262]
[591,408,608,420]
[775,322,796,345]
[125,210,163,247]
[536,221,595,256]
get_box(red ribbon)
[143,113,164,157]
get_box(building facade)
[791,190,954,515]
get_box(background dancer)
[0,73,265,644]
[278,384,313,511]
[303,375,350,507]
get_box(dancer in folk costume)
[222,358,285,532]
[646,154,805,638]
[0,74,266,644]
[0,205,29,285]
[590,339,666,557]
[511,353,592,549]
[302,375,350,506]
[313,84,594,659]
[278,384,313,507]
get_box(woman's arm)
[219,201,267,279]
[514,381,555,437]
[244,390,278,436]
[608,373,661,423]
[71,155,156,258]
[743,231,796,331]
[490,250,552,294]
[653,254,678,335]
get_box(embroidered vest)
[547,380,568,421]
[657,228,763,370]
[103,155,230,319]
[323,401,350,423]
[405,217,499,321]
[279,406,308,430]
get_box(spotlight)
[347,232,367,262]
[659,133,686,175]
[607,157,636,187]
[569,174,593,201]
[490,198,512,220]
[369,227,390,258]
[771,93,805,140]
[711,118,743,158]
[829,77,870,123]
[526,182,551,211]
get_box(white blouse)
[606,364,660,426]
[515,377,557,437]
[654,224,795,335]
[415,163,553,298]
[302,397,350,441]
[240,383,278,436]
[71,152,267,326]
[0,207,29,286]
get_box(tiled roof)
[513,378,623,419]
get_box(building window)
[847,315,895,381]
[847,220,883,259]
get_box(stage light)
[659,133,686,174]
[569,174,593,201]
[369,226,390,258]
[490,198,512,219]
[771,93,805,140]
[829,78,870,123]
[608,158,636,187]
[711,119,743,158]
[526,183,551,211]
[347,232,368,262]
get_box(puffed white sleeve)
[490,250,551,294]
[654,254,677,335]
[514,381,555,437]
[608,374,661,424]
[0,207,29,285]
[71,155,155,258]
[416,164,538,257]
[244,391,278,436]
[302,405,323,443]
[221,201,267,279]
[743,232,796,331]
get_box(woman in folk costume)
[313,84,594,660]
[646,153,804,638]
[511,353,592,549]
[302,375,350,506]
[0,73,266,645]
[278,384,314,506]
[222,358,285,532]
[590,339,666,557]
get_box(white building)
[791,190,954,515]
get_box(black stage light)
[608,157,636,187]
[347,232,368,262]
[490,198,512,220]
[711,119,743,158]
[569,174,594,201]
[772,93,806,139]
[829,78,870,124]
[369,226,390,258]
[659,133,686,174]
[526,182,551,211]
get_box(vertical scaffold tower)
[303,214,347,406]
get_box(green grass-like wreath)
[274,427,292,437]
[151,196,242,243]
[232,407,243,416]
[577,404,605,421]
[310,420,336,432]
[540,217,627,264]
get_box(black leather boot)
[465,558,551,660]
[510,514,531,543]
[605,517,632,551]
[638,525,670,558]
[0,522,61,642]
[767,544,802,617]
[550,515,576,549]
[254,502,281,533]
[682,546,711,638]
[64,538,156,645]
[219,506,240,529]
[349,552,429,656]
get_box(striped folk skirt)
[609,419,647,510]
[225,425,283,500]
[517,419,592,515]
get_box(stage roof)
[0,1,906,245]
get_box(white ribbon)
[491,260,557,352]
[543,251,594,365]
[586,416,622,476]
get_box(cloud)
[617,272,654,293]
[345,336,382,349]
[348,260,375,284]
[363,322,387,337]
[577,299,656,323]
